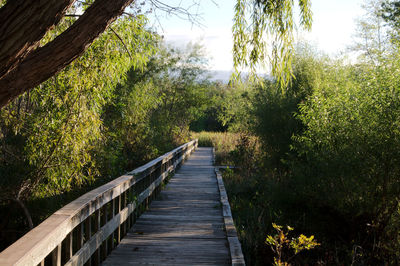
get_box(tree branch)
[147,0,205,28]
[0,0,76,79]
[109,26,133,60]
[12,198,33,229]
[0,0,134,108]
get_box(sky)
[146,0,366,71]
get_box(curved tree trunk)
[0,0,134,108]
[0,0,75,79]
[13,198,33,230]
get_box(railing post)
[65,232,73,262]
[85,216,91,265]
[75,223,83,252]
[93,209,101,266]
[52,243,61,266]
[101,205,108,261]
[127,189,131,230]
[117,195,121,244]
[80,222,84,249]
[122,192,127,237]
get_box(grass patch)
[191,131,240,165]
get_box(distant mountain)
[206,70,270,84]
[207,70,233,83]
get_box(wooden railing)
[0,139,198,266]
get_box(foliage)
[190,131,241,165]
[0,14,214,252]
[222,37,400,264]
[246,45,322,175]
[351,0,391,65]
[217,80,256,132]
[287,5,400,261]
[228,134,260,179]
[136,42,211,145]
[233,0,312,86]
[0,14,158,250]
[292,55,400,262]
[190,81,228,132]
[265,223,319,266]
[0,15,157,202]
[382,0,400,30]
[99,76,162,178]
[99,42,213,177]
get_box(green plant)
[265,223,320,266]
[190,131,240,165]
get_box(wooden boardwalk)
[0,141,244,266]
[102,147,233,265]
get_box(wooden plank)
[137,214,223,223]
[228,237,246,266]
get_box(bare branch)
[146,0,206,29]
[109,26,133,60]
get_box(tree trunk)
[0,0,75,79]
[13,198,33,230]
[0,0,134,108]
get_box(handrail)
[0,139,198,266]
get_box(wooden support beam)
[51,244,61,266]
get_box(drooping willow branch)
[232,0,312,87]
[109,26,133,60]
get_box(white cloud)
[154,0,366,71]
[164,28,234,71]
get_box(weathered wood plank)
[215,168,246,266]
[137,214,223,223]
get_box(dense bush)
[99,42,212,178]
[252,47,324,173]
[220,55,325,263]
[221,44,400,264]
[292,58,400,262]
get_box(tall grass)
[191,131,240,165]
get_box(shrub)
[292,60,400,262]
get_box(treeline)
[212,0,400,264]
[0,14,224,251]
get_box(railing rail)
[0,139,198,266]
